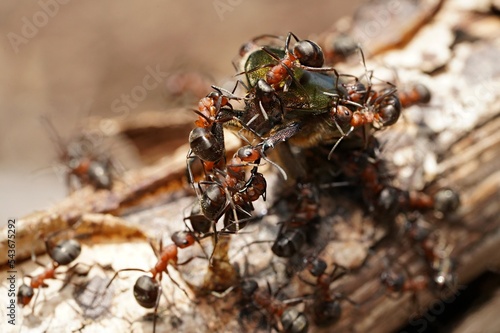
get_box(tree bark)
[2,1,500,332]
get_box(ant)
[106,230,199,333]
[324,76,402,157]
[17,233,82,312]
[378,253,429,301]
[40,116,114,193]
[330,140,460,218]
[404,216,457,291]
[397,82,432,108]
[272,182,320,258]
[380,270,428,296]
[218,279,308,333]
[299,258,357,326]
[193,144,268,239]
[241,32,328,91]
[187,85,240,167]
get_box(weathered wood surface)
[1,0,500,332]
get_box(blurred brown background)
[0,1,360,222]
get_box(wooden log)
[1,0,499,332]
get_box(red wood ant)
[18,235,82,312]
[240,32,338,107]
[106,230,198,333]
[192,144,268,238]
[217,279,308,333]
[404,216,457,291]
[40,116,114,192]
[272,183,320,258]
[299,258,357,326]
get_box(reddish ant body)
[194,144,267,236]
[299,258,356,326]
[380,270,429,295]
[41,116,114,192]
[18,236,82,311]
[234,279,308,333]
[272,183,320,258]
[398,83,431,108]
[243,32,327,93]
[106,231,198,333]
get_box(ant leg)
[106,268,148,289]
[164,267,194,303]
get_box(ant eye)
[332,106,352,124]
[293,40,324,67]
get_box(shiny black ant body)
[41,116,114,192]
[272,183,320,258]
[225,279,308,333]
[241,32,327,92]
[18,234,82,311]
[106,231,198,333]
[300,258,356,326]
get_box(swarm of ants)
[17,32,461,333]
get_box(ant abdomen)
[376,93,401,127]
[189,127,224,163]
[133,275,160,309]
[200,184,226,220]
[272,229,306,258]
[48,239,81,266]
[293,39,324,68]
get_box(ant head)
[433,188,460,214]
[346,81,367,103]
[237,145,261,162]
[293,40,324,68]
[17,284,35,306]
[171,231,196,249]
[256,79,274,95]
[331,105,353,125]
[49,239,81,266]
[281,308,309,333]
[133,275,160,309]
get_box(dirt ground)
[0,1,360,223]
